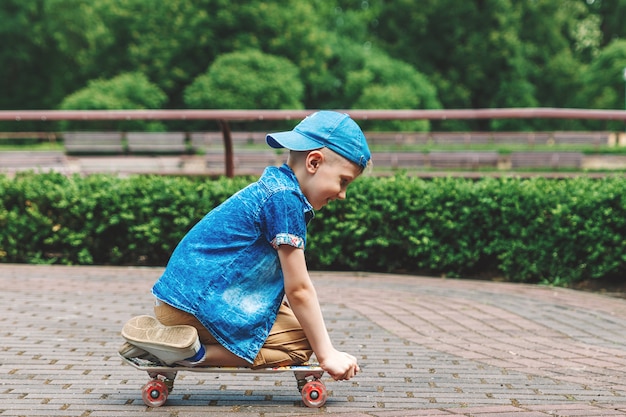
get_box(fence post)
[218,120,234,178]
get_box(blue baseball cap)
[266,111,371,170]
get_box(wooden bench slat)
[230,131,267,145]
[371,152,427,168]
[190,132,268,151]
[430,132,472,145]
[0,151,68,172]
[365,132,430,145]
[205,150,283,174]
[63,132,124,154]
[76,156,183,174]
[126,132,187,154]
[510,152,583,168]
[552,131,609,145]
[190,132,223,150]
[429,151,499,169]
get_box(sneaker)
[121,315,204,365]
[118,341,164,364]
[119,341,148,358]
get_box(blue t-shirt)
[152,164,314,363]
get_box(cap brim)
[266,131,324,151]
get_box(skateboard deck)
[119,353,327,408]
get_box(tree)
[0,1,60,111]
[111,0,217,108]
[585,0,626,47]
[576,39,626,130]
[370,0,609,130]
[371,0,529,129]
[43,0,217,109]
[345,50,441,131]
[1,0,624,135]
[490,0,590,130]
[516,1,599,95]
[184,49,304,110]
[207,1,344,109]
[59,72,167,131]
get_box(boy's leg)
[154,300,250,367]
[154,300,216,344]
[152,300,312,368]
[251,303,313,369]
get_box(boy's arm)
[277,244,359,381]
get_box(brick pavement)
[2,264,626,416]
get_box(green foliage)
[60,72,167,111]
[578,40,626,109]
[184,49,304,109]
[374,0,523,114]
[346,51,441,131]
[43,0,217,108]
[0,172,251,265]
[2,172,625,288]
[308,174,626,286]
[7,0,626,133]
[0,1,63,114]
[59,72,167,131]
[586,0,626,47]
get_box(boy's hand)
[320,350,360,381]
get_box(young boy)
[120,110,370,381]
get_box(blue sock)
[184,344,206,363]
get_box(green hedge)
[0,173,252,265]
[1,172,625,286]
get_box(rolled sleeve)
[271,233,305,250]
[261,190,308,250]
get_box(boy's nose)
[337,190,347,200]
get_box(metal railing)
[1,108,625,177]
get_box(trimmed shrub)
[58,72,167,131]
[1,172,625,287]
[184,49,304,110]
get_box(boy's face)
[301,150,362,210]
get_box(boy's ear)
[306,150,324,173]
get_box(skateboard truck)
[295,370,327,408]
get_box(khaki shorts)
[154,301,313,369]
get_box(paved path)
[3,264,626,416]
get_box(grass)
[0,142,64,152]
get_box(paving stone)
[3,265,626,416]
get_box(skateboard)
[119,353,328,408]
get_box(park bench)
[190,131,269,153]
[231,131,267,146]
[75,156,184,175]
[365,132,431,146]
[428,151,499,169]
[0,132,58,142]
[430,132,473,146]
[190,132,223,151]
[465,132,493,144]
[552,131,610,147]
[205,150,282,175]
[489,132,540,145]
[431,132,502,145]
[0,150,68,173]
[63,132,124,154]
[126,132,188,154]
[371,152,427,169]
[510,151,583,169]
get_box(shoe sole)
[121,315,201,365]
